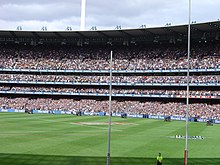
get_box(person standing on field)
[156,153,163,165]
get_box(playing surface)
[0,113,220,165]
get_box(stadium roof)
[0,21,220,44]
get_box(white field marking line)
[0,131,47,136]
[0,131,47,134]
[61,133,103,136]
[0,131,105,136]
[0,134,28,136]
[0,132,102,137]
[71,123,122,132]
[37,119,65,123]
[71,121,138,131]
[71,122,138,126]
[0,131,100,136]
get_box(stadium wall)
[1,109,220,124]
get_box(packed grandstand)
[0,21,219,123]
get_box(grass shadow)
[0,153,220,165]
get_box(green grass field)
[0,113,220,165]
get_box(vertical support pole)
[107,51,113,165]
[185,0,191,165]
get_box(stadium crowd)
[0,86,219,97]
[0,43,219,70]
[0,74,219,84]
[0,43,219,121]
[0,97,219,120]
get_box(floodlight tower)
[80,0,86,31]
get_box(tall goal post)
[107,51,113,165]
[184,0,191,165]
